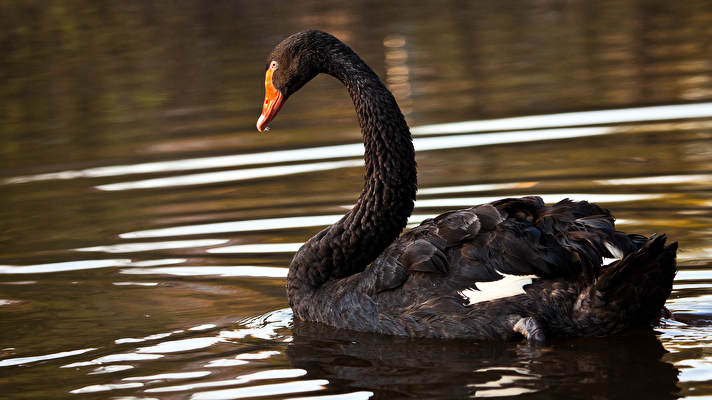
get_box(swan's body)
[257,30,677,341]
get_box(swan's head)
[257,30,337,132]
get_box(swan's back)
[374,197,621,294]
[304,196,676,340]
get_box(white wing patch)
[603,241,624,265]
[604,241,624,258]
[460,274,536,305]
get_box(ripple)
[121,214,436,239]
[4,124,612,187]
[8,101,709,187]
[218,308,293,341]
[121,266,289,278]
[89,365,135,375]
[113,282,160,287]
[236,369,307,381]
[208,243,303,254]
[411,102,712,136]
[596,173,712,186]
[676,270,712,281]
[76,239,228,253]
[136,337,223,354]
[123,371,212,381]
[190,379,329,400]
[205,359,249,368]
[678,247,712,262]
[669,294,712,314]
[62,352,164,368]
[120,215,344,239]
[0,259,132,274]
[220,327,285,341]
[115,331,182,344]
[418,182,537,195]
[677,357,712,382]
[129,258,187,267]
[413,193,664,208]
[96,160,364,191]
[6,102,712,190]
[2,143,365,184]
[235,351,281,360]
[204,351,280,368]
[0,258,187,274]
[189,324,217,331]
[291,392,374,400]
[145,378,247,393]
[69,382,144,394]
[413,126,613,151]
[95,127,613,191]
[675,283,712,290]
[145,369,307,394]
[470,367,539,397]
[0,347,97,367]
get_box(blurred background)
[1,1,712,399]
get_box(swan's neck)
[287,47,417,310]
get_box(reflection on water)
[120,215,347,239]
[76,239,228,253]
[0,305,685,399]
[0,347,98,368]
[5,126,616,190]
[412,193,666,207]
[411,102,712,135]
[0,259,133,274]
[9,101,712,187]
[596,173,712,186]
[97,159,365,191]
[289,320,681,399]
[142,369,310,394]
[208,243,304,254]
[2,0,712,399]
[121,266,289,278]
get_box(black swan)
[256,30,678,341]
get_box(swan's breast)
[459,274,537,305]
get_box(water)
[2,1,712,398]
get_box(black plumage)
[258,30,678,341]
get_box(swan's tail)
[574,234,677,335]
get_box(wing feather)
[368,196,644,297]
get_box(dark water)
[2,1,712,399]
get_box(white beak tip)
[256,115,266,132]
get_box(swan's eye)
[270,61,278,70]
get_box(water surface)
[2,1,712,399]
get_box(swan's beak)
[257,68,284,132]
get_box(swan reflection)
[287,322,679,399]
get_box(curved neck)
[287,43,417,308]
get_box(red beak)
[256,67,284,132]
